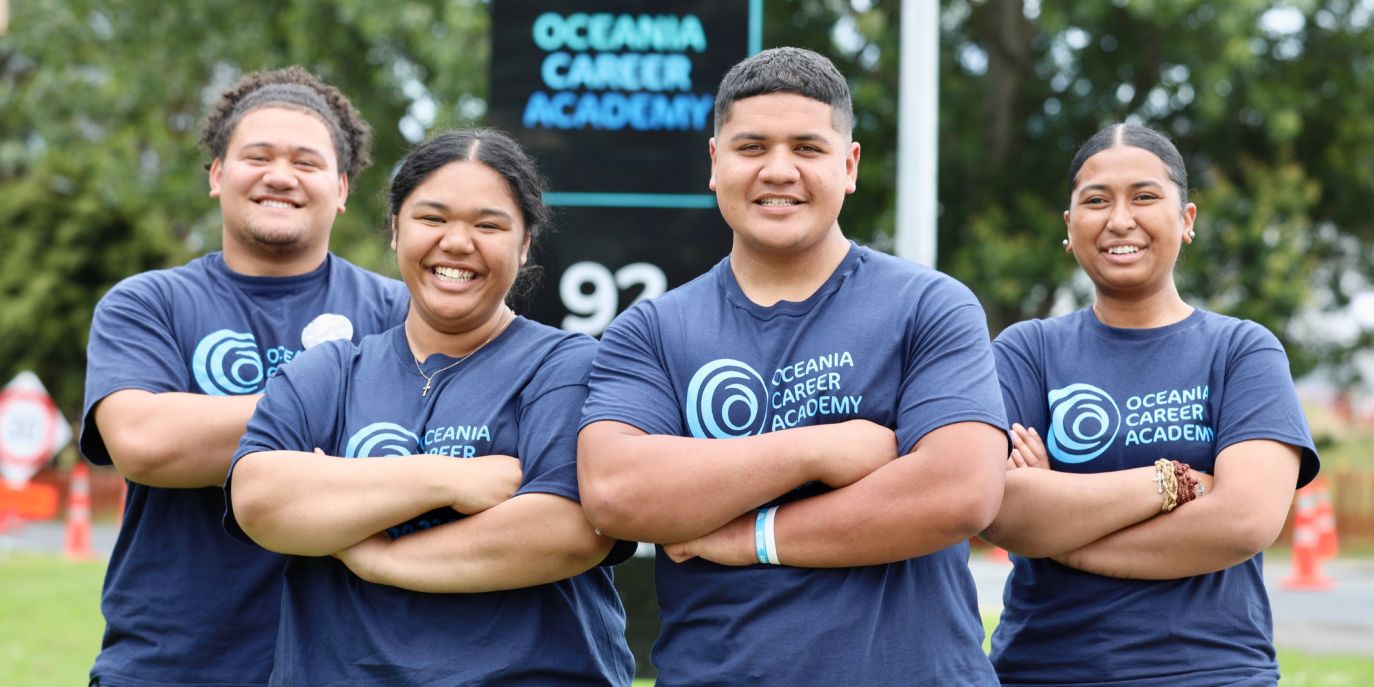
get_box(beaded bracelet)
[1172,459,1201,506]
[1154,458,1179,512]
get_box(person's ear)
[707,137,718,192]
[208,158,223,198]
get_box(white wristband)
[762,505,780,565]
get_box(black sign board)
[489,1,761,334]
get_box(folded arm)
[94,389,260,488]
[666,421,1007,567]
[981,466,1166,557]
[979,424,1165,556]
[1055,440,1301,579]
[230,451,520,556]
[577,419,898,543]
[336,492,613,593]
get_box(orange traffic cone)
[1282,485,1334,591]
[63,462,95,561]
[1312,477,1339,560]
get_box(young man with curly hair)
[80,66,408,687]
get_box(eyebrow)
[728,132,830,144]
[411,200,514,220]
[240,142,327,158]
[1077,180,1166,194]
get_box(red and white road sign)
[0,371,71,489]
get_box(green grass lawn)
[3,554,1371,686]
[0,555,105,685]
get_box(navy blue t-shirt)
[226,318,633,686]
[582,243,1006,686]
[80,252,408,687]
[991,307,1319,687]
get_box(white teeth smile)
[434,266,475,283]
[1108,246,1140,255]
[259,200,296,209]
[758,198,800,206]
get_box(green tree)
[767,0,1374,383]
[0,0,490,418]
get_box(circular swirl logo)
[1047,383,1120,464]
[344,422,421,458]
[685,359,769,439]
[192,329,264,396]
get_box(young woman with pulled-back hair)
[982,123,1319,687]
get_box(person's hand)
[809,420,898,487]
[663,511,757,566]
[1007,423,1052,471]
[449,455,522,514]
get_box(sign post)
[489,1,763,334]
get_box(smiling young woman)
[982,124,1320,687]
[391,156,528,360]
[1063,128,1197,326]
[224,129,634,686]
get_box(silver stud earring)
[1062,239,1070,248]
[1187,230,1196,239]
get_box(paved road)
[5,522,1371,655]
[969,552,1374,655]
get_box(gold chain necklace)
[413,308,510,397]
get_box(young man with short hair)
[81,66,408,687]
[579,47,1006,685]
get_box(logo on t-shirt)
[1048,383,1215,463]
[686,359,770,439]
[1047,383,1121,464]
[192,329,265,396]
[193,319,349,395]
[344,422,421,457]
[686,353,864,438]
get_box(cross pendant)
[422,379,432,397]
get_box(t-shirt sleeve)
[580,303,684,436]
[223,343,343,542]
[993,321,1049,432]
[515,336,597,501]
[894,280,1008,453]
[80,278,192,465]
[1215,323,1320,487]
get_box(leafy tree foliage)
[0,0,490,417]
[770,0,1374,384]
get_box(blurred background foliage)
[3,0,1373,420]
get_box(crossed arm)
[94,389,262,488]
[982,424,1300,579]
[334,493,612,594]
[230,450,519,555]
[578,418,1006,568]
[232,450,613,592]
